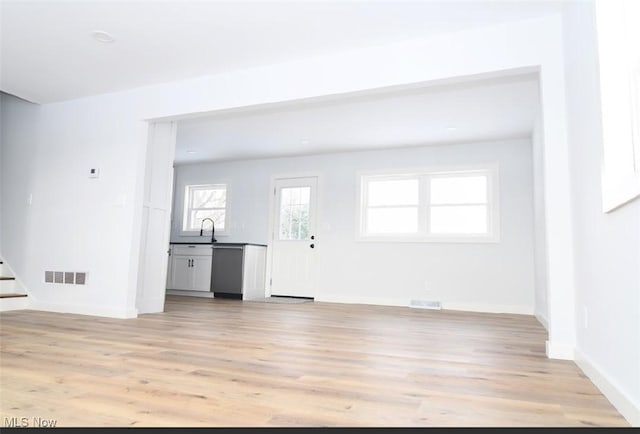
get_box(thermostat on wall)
[89,168,100,178]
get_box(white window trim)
[356,165,500,243]
[180,182,230,236]
[595,0,640,212]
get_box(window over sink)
[182,183,228,234]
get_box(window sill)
[356,234,500,244]
[179,231,230,237]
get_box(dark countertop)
[170,242,268,247]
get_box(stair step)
[0,276,16,281]
[0,293,27,299]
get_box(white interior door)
[270,177,318,298]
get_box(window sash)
[428,204,489,235]
[362,175,421,235]
[365,206,420,234]
[183,184,228,232]
[360,169,496,240]
[187,209,226,231]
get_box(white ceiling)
[175,74,540,164]
[1,1,561,104]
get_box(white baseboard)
[29,300,138,319]
[314,294,407,307]
[316,295,534,316]
[136,296,167,315]
[545,340,575,360]
[575,348,640,426]
[442,302,534,315]
[535,312,549,330]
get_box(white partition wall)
[135,122,177,314]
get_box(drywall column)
[540,60,577,360]
[134,121,177,314]
[532,114,549,328]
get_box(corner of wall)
[535,312,549,330]
[545,340,574,361]
[28,299,138,319]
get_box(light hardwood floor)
[0,296,628,427]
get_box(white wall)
[562,1,640,425]
[532,115,548,327]
[1,7,636,423]
[0,92,145,317]
[171,140,535,313]
[0,93,40,279]
[0,14,573,352]
[0,94,4,255]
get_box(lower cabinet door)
[191,256,213,292]
[169,255,191,290]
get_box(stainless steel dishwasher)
[211,245,244,298]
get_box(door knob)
[310,243,315,248]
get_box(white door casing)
[269,176,318,298]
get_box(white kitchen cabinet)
[166,243,267,299]
[167,244,213,292]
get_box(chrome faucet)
[199,217,217,243]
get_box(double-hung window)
[359,167,499,242]
[182,183,228,234]
[365,177,420,234]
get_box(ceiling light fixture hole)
[92,30,115,43]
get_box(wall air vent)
[409,299,442,310]
[44,271,87,285]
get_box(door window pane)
[279,187,311,240]
[430,205,487,234]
